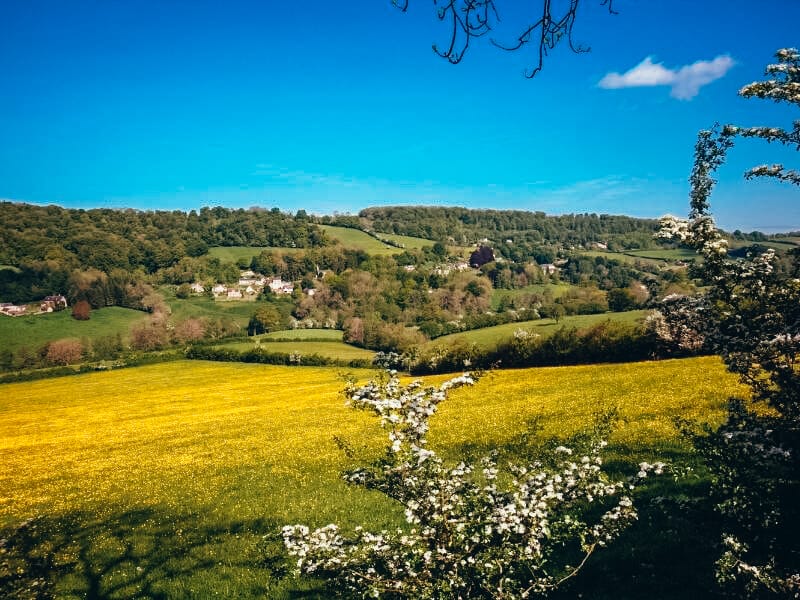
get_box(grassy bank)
[428,309,648,349]
[0,307,147,355]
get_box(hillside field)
[161,288,257,328]
[374,231,437,250]
[429,309,648,348]
[259,328,343,341]
[0,358,746,598]
[0,307,147,354]
[213,339,375,361]
[318,225,403,255]
[490,282,572,309]
[206,246,298,263]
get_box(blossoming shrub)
[660,49,800,596]
[283,371,656,598]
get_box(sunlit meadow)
[0,358,746,597]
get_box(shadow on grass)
[550,478,725,600]
[0,508,324,599]
[444,424,726,600]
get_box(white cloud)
[599,54,735,99]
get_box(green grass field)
[206,246,302,263]
[161,289,256,329]
[260,328,343,341]
[727,238,799,251]
[213,339,375,361]
[578,248,695,265]
[0,306,147,354]
[318,225,403,255]
[374,232,436,250]
[624,248,697,261]
[429,309,648,348]
[490,282,572,309]
[577,250,661,266]
[0,357,746,598]
[205,230,440,263]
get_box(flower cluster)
[283,371,648,598]
[645,294,708,354]
[663,48,800,597]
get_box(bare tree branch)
[393,0,616,78]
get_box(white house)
[190,283,205,293]
[539,263,559,275]
[227,289,243,299]
[0,304,28,316]
[212,284,227,295]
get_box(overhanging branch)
[393,0,617,78]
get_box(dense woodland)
[354,206,662,255]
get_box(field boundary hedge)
[185,345,373,369]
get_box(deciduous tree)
[71,300,91,321]
[46,339,83,366]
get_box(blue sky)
[1,0,798,232]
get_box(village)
[0,271,307,318]
[202,271,305,300]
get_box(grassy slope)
[375,232,435,250]
[728,238,799,251]
[318,225,401,255]
[162,289,255,329]
[0,357,745,597]
[206,246,301,263]
[0,307,147,354]
[624,248,697,260]
[213,339,374,361]
[428,309,648,348]
[260,328,343,341]
[204,228,422,260]
[578,249,695,266]
[490,282,572,309]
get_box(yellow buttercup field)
[0,357,747,597]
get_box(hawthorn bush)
[660,48,800,596]
[283,372,658,598]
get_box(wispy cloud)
[599,55,735,100]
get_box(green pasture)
[624,248,697,260]
[0,306,147,354]
[213,339,374,361]
[577,250,655,265]
[490,282,572,309]
[727,238,799,251]
[161,288,256,328]
[318,225,401,255]
[429,309,648,348]
[374,232,436,250]
[578,248,695,265]
[0,357,746,598]
[206,246,304,263]
[259,328,343,341]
